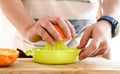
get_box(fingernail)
[73,33,77,38]
[79,55,85,60]
[51,42,55,45]
[77,46,80,49]
[58,37,63,41]
[78,44,84,49]
[68,34,71,38]
[65,32,71,38]
[77,45,82,49]
[79,53,86,60]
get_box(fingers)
[79,37,110,60]
[27,16,75,45]
[92,41,110,57]
[35,24,55,45]
[38,19,63,41]
[77,24,111,60]
[79,38,101,60]
[92,48,109,57]
[77,26,93,49]
[49,16,72,39]
[65,20,76,38]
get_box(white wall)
[0,9,16,48]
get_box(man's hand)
[25,16,76,45]
[77,20,112,60]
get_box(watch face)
[115,23,120,37]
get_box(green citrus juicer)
[25,41,80,64]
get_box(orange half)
[0,48,19,66]
[54,24,70,41]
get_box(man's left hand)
[77,20,112,60]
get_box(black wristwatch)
[97,16,119,38]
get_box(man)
[0,0,119,60]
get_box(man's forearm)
[0,0,36,36]
[102,0,120,20]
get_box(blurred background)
[0,9,120,61]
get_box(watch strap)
[97,16,119,37]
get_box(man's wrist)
[97,16,119,38]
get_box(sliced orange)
[53,24,70,41]
[0,48,19,66]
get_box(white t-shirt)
[14,0,99,50]
[22,0,99,19]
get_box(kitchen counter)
[0,58,120,74]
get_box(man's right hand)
[25,16,76,45]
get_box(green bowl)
[26,48,80,64]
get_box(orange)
[54,24,70,41]
[0,48,19,66]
